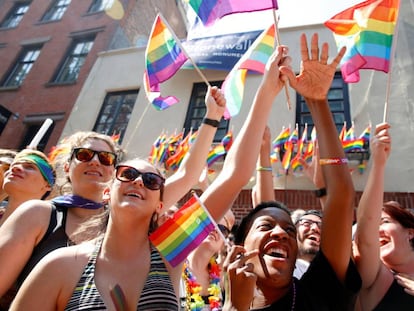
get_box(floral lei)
[183,257,222,311]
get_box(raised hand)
[205,86,226,120]
[282,33,346,100]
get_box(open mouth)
[264,246,288,259]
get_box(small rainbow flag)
[222,24,276,119]
[272,127,290,150]
[324,0,400,83]
[149,194,215,267]
[186,0,278,26]
[144,14,188,110]
[207,144,226,167]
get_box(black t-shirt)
[373,279,414,310]
[251,251,361,311]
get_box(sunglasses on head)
[72,148,117,166]
[115,165,165,191]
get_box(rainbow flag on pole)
[149,194,215,267]
[222,24,276,119]
[186,0,278,26]
[144,14,188,110]
[324,0,400,83]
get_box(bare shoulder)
[32,241,96,282]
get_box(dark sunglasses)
[217,224,230,238]
[72,148,117,166]
[115,165,165,191]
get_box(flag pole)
[272,10,292,110]
[383,11,400,123]
[159,14,211,89]
[193,192,230,248]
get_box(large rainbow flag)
[222,24,276,119]
[186,0,278,26]
[149,194,215,267]
[144,14,188,110]
[325,0,400,83]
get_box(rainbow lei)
[183,257,222,311]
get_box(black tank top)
[17,202,70,286]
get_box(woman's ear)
[102,187,111,203]
[63,161,70,173]
[157,202,164,214]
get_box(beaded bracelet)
[319,158,349,165]
[256,166,273,172]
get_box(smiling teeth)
[265,247,287,258]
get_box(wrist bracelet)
[319,158,348,165]
[256,166,272,172]
[314,188,327,198]
[202,118,220,128]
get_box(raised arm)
[353,123,391,288]
[163,86,225,208]
[201,45,290,221]
[282,33,354,282]
[252,125,275,207]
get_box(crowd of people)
[0,33,413,311]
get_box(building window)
[53,36,95,83]
[0,2,31,29]
[93,90,138,144]
[1,45,42,87]
[295,72,351,139]
[88,0,112,13]
[41,0,70,22]
[19,121,54,151]
[184,81,229,142]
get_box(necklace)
[291,281,296,311]
[183,258,222,310]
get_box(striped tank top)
[65,240,178,310]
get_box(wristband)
[202,118,220,128]
[319,158,348,165]
[314,188,327,198]
[256,166,272,172]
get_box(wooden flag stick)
[159,14,211,88]
[272,10,292,110]
[383,12,400,123]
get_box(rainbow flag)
[272,127,290,150]
[144,14,188,110]
[358,124,371,142]
[222,24,276,119]
[207,144,226,167]
[342,138,364,152]
[281,141,293,172]
[149,195,215,267]
[186,0,278,26]
[324,0,400,83]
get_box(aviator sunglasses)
[71,148,117,166]
[115,165,165,190]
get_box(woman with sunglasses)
[353,123,414,310]
[10,44,291,310]
[0,86,226,307]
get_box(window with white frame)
[0,2,31,29]
[1,44,42,87]
[93,90,138,144]
[41,0,71,22]
[53,36,95,83]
